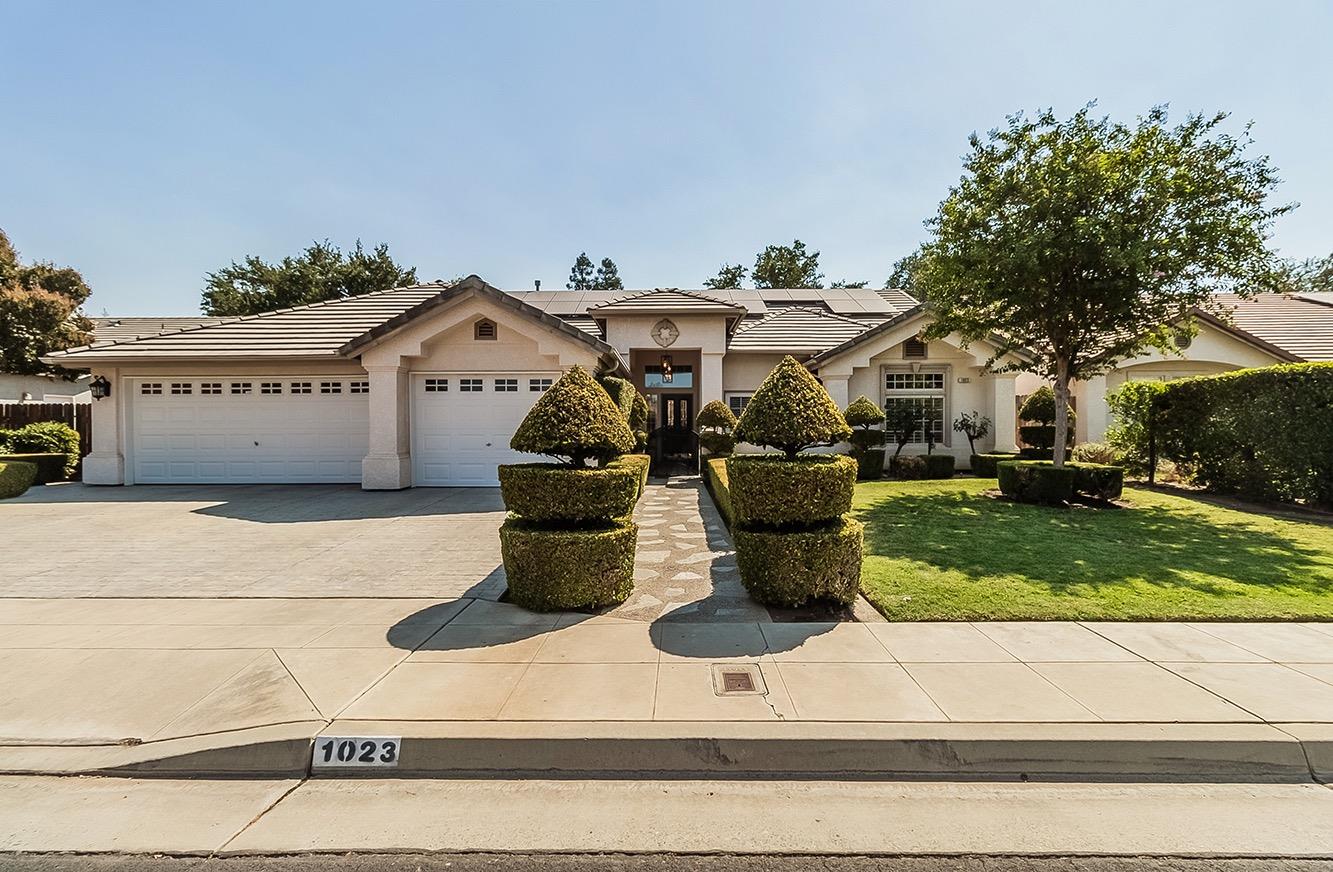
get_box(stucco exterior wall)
[722,354,784,393]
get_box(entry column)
[992,374,1019,453]
[361,366,412,490]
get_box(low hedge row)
[997,460,1125,505]
[498,463,638,523]
[732,517,864,608]
[1155,362,1333,506]
[726,454,856,528]
[0,461,37,499]
[704,458,734,529]
[0,453,67,485]
[970,453,1017,477]
[853,449,886,481]
[499,519,637,610]
[888,454,955,480]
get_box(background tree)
[830,280,868,288]
[202,239,416,317]
[885,250,923,292]
[0,228,93,377]
[752,239,824,288]
[1282,252,1333,293]
[917,105,1291,469]
[703,263,748,289]
[566,252,596,290]
[593,257,624,290]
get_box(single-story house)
[41,277,1333,488]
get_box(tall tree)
[917,105,1290,469]
[1282,253,1333,293]
[885,250,923,291]
[567,252,596,290]
[703,263,748,289]
[752,239,824,288]
[0,228,93,377]
[830,280,868,288]
[201,240,416,317]
[593,257,624,290]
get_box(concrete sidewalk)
[1,595,1331,779]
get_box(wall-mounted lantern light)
[90,375,112,400]
[660,354,673,383]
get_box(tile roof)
[728,307,877,353]
[587,288,745,315]
[1213,293,1333,361]
[91,317,225,342]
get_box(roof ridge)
[598,287,731,305]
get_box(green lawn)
[853,478,1333,621]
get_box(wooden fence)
[0,403,93,457]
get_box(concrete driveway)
[2,484,508,598]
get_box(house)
[41,277,1333,488]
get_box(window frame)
[724,392,753,418]
[881,365,950,447]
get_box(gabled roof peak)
[588,288,745,315]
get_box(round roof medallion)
[652,318,680,348]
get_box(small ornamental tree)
[885,400,921,460]
[697,399,739,456]
[510,365,634,467]
[734,356,852,460]
[953,411,991,454]
[843,396,885,451]
[918,105,1291,469]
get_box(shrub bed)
[606,453,650,497]
[970,453,1017,477]
[498,463,638,523]
[499,519,637,611]
[733,517,865,607]
[726,454,856,528]
[853,449,885,481]
[0,422,80,479]
[0,461,37,499]
[997,460,1075,505]
[1155,362,1333,506]
[923,454,955,479]
[889,454,926,480]
[704,458,733,529]
[0,453,68,485]
[1072,462,1125,501]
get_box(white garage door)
[413,373,556,486]
[130,377,370,484]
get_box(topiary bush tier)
[698,431,736,457]
[970,453,1017,477]
[498,463,639,523]
[1071,462,1125,501]
[853,449,885,481]
[889,454,926,479]
[510,365,635,467]
[923,454,955,479]
[726,454,856,528]
[499,519,637,611]
[704,458,733,529]
[997,460,1076,505]
[0,453,68,485]
[733,517,865,607]
[0,461,37,499]
[606,453,650,498]
[735,356,851,459]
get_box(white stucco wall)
[0,373,91,403]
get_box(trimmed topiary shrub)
[726,454,856,528]
[606,453,650,497]
[889,454,927,479]
[1073,442,1120,465]
[498,463,638,523]
[0,453,67,485]
[499,519,637,611]
[629,392,650,452]
[704,457,733,529]
[0,461,37,499]
[735,356,852,459]
[7,421,79,478]
[733,517,865,607]
[1019,386,1077,427]
[697,399,738,431]
[997,460,1076,505]
[511,365,635,467]
[923,453,955,479]
[844,395,886,481]
[853,449,885,480]
[970,453,1017,477]
[1071,462,1125,501]
[599,375,637,421]
[1155,362,1333,506]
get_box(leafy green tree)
[752,239,824,289]
[567,253,596,290]
[703,263,748,289]
[830,280,868,288]
[593,257,624,290]
[201,239,416,317]
[1282,253,1333,293]
[734,356,851,459]
[917,105,1290,469]
[885,250,923,291]
[952,411,992,455]
[0,229,93,377]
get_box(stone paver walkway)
[610,477,767,623]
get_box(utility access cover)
[712,664,766,696]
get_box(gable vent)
[903,337,928,359]
[474,319,497,340]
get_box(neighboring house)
[1,318,221,404]
[40,277,1333,488]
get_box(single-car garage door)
[130,377,370,484]
[413,372,556,486]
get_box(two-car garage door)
[412,373,555,486]
[130,377,370,484]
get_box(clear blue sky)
[3,0,1331,315]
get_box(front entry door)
[660,394,694,458]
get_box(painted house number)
[313,736,401,768]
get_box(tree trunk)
[1052,360,1071,470]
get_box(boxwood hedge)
[499,519,637,610]
[0,453,67,485]
[0,461,37,499]
[606,453,650,498]
[1155,362,1333,506]
[704,457,734,529]
[498,463,639,523]
[970,452,1017,477]
[725,454,856,528]
[733,517,865,607]
[997,460,1076,505]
